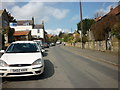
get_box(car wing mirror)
[42,49,45,52]
[0,50,5,53]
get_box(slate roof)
[34,24,44,29]
[17,20,33,26]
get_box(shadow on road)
[2,59,55,82]
[45,49,49,52]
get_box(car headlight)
[0,60,8,67]
[32,59,42,65]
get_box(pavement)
[1,45,118,88]
[63,45,119,66]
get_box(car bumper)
[0,65,44,77]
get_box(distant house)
[31,21,45,41]
[47,34,53,39]
[14,31,32,41]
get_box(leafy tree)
[73,33,81,43]
[112,22,120,39]
[58,31,64,38]
[77,18,95,35]
[67,35,74,43]
[48,35,58,43]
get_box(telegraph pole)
[80,0,83,49]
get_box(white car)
[33,40,45,53]
[0,41,44,77]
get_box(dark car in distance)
[43,42,49,48]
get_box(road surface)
[2,45,118,88]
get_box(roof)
[17,20,33,26]
[34,24,44,29]
[94,5,120,22]
[47,34,53,38]
[108,5,120,15]
[14,31,30,36]
[94,16,102,22]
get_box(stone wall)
[66,39,119,53]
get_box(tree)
[58,31,64,38]
[91,14,117,41]
[73,33,81,43]
[112,22,120,39]
[77,18,95,35]
[48,35,58,43]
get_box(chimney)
[110,6,113,11]
[32,17,34,28]
[42,20,44,25]
[32,17,34,22]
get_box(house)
[47,34,53,39]
[10,18,46,42]
[90,5,120,50]
[13,31,32,41]
[10,17,34,31]
[0,9,15,49]
[94,16,102,22]
[91,5,120,41]
[31,21,45,41]
[94,5,120,22]
[0,9,9,28]
[0,9,9,49]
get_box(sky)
[1,0,119,35]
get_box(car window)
[6,43,40,53]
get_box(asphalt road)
[2,45,118,88]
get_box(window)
[37,29,40,33]
[23,22,29,26]
[6,43,39,53]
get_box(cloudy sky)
[1,0,118,35]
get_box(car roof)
[12,41,36,44]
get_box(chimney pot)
[42,20,44,24]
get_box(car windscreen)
[6,43,40,53]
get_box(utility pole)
[71,28,72,33]
[79,0,83,49]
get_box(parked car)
[0,41,44,77]
[43,42,49,48]
[50,42,55,46]
[56,41,61,45]
[33,40,44,49]
[33,40,45,54]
